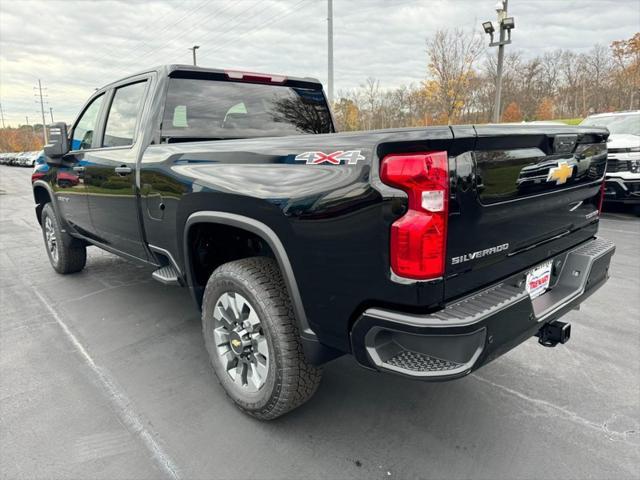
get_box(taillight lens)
[380,151,449,280]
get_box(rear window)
[161,78,333,141]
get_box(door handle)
[72,166,85,173]
[114,166,132,175]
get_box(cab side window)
[103,81,148,148]
[71,94,104,151]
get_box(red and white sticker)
[295,150,364,165]
[526,261,552,299]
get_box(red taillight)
[380,151,449,280]
[225,70,287,84]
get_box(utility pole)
[189,45,200,66]
[0,102,5,128]
[49,107,54,123]
[34,79,48,143]
[482,0,515,123]
[327,0,334,104]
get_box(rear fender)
[183,211,342,364]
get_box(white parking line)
[31,288,181,480]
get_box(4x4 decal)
[295,150,365,165]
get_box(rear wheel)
[202,257,322,420]
[41,203,86,274]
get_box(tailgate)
[444,125,608,300]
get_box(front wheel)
[41,203,86,274]
[202,257,322,420]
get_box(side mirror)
[44,122,70,161]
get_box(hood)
[608,134,640,150]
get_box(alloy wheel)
[44,216,58,263]
[212,291,269,393]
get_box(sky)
[0,0,639,127]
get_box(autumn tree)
[502,102,523,122]
[0,126,44,152]
[535,98,555,120]
[333,98,361,131]
[330,31,639,130]
[611,32,640,109]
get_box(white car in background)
[580,111,640,212]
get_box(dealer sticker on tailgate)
[526,261,553,299]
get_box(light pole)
[327,0,334,104]
[482,0,515,123]
[49,107,54,123]
[189,45,200,66]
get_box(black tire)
[202,257,322,420]
[41,203,87,274]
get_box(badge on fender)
[295,150,365,165]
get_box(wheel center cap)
[229,331,244,355]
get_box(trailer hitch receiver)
[536,321,571,347]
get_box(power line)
[114,0,254,71]
[90,0,215,67]
[205,0,313,57]
[140,0,266,65]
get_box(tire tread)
[202,257,322,420]
[42,203,86,274]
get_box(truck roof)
[585,110,640,118]
[100,64,322,90]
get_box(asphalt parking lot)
[1,164,639,480]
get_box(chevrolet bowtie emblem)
[231,339,242,348]
[547,161,574,185]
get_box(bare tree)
[426,28,484,123]
[361,77,380,130]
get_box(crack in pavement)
[472,374,639,447]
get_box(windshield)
[161,78,333,141]
[581,113,640,136]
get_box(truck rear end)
[351,124,614,379]
[133,66,613,382]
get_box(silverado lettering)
[32,65,615,420]
[451,243,510,265]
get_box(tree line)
[1,31,638,152]
[0,125,45,153]
[333,31,640,130]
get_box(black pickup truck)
[33,65,614,419]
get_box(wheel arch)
[32,180,56,225]
[183,211,317,343]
